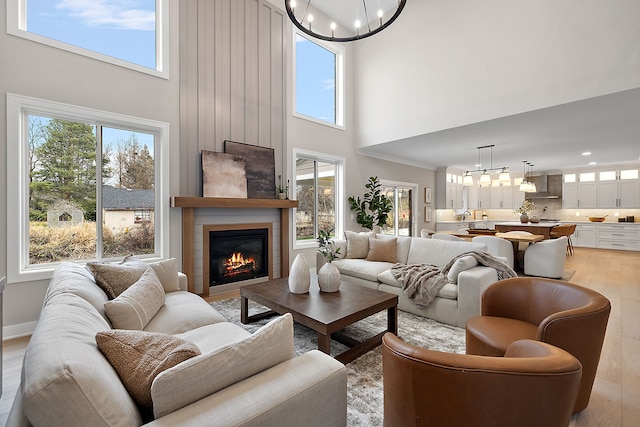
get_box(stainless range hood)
[525,174,562,199]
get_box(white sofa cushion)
[151,313,295,418]
[377,269,458,300]
[407,238,486,266]
[104,268,166,330]
[144,291,227,335]
[333,258,395,282]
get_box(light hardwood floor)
[1,247,639,426]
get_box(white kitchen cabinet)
[490,181,514,209]
[597,169,640,208]
[563,172,597,208]
[597,224,640,251]
[435,222,470,232]
[436,168,464,209]
[573,223,597,248]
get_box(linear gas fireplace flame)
[204,223,272,288]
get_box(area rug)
[211,298,465,426]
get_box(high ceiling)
[357,88,640,175]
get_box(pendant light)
[463,145,511,187]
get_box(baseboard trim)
[3,321,37,340]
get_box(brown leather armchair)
[465,277,611,413]
[382,333,581,427]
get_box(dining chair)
[524,236,567,278]
[472,235,514,268]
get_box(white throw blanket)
[390,251,517,307]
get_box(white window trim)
[6,93,171,283]
[380,179,419,237]
[292,148,345,250]
[292,30,345,130]
[6,0,169,79]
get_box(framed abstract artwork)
[201,150,248,198]
[224,140,276,199]
[424,187,432,204]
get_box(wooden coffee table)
[240,276,398,364]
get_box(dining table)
[493,222,561,240]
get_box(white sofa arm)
[178,272,188,291]
[147,350,347,427]
[456,266,499,327]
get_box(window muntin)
[294,33,343,127]
[294,151,344,245]
[8,0,168,78]
[7,94,169,282]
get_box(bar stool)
[550,224,577,255]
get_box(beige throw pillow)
[366,237,398,263]
[104,269,165,330]
[446,255,479,283]
[148,258,181,293]
[88,258,151,299]
[151,313,294,418]
[345,230,376,259]
[96,330,200,412]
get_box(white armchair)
[524,236,568,279]
[472,236,514,269]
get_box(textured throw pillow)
[104,269,166,330]
[88,258,151,299]
[151,313,294,419]
[447,255,479,283]
[366,237,398,263]
[345,231,376,259]
[96,330,200,412]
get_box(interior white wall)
[0,1,182,337]
[354,0,640,147]
[285,19,435,267]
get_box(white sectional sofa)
[317,234,502,328]
[8,262,347,427]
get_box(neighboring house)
[102,185,154,234]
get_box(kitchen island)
[494,222,561,239]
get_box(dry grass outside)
[29,222,154,264]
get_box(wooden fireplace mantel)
[170,196,298,296]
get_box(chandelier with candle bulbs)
[286,0,407,42]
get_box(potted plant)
[316,229,341,292]
[276,175,288,200]
[348,176,393,231]
[514,200,535,223]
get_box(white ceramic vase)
[288,253,310,294]
[318,262,341,292]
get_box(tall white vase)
[288,254,310,294]
[318,262,341,292]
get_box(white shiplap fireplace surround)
[170,197,298,296]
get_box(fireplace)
[204,223,273,288]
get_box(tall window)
[381,182,417,237]
[294,150,344,245]
[294,33,344,127]
[7,94,170,282]
[7,0,168,77]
